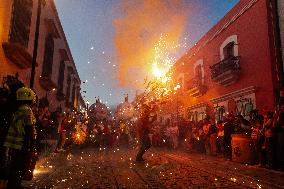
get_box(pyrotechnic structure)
[139,34,187,107]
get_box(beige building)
[0,0,83,112]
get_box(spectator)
[54,112,67,153]
[202,120,210,155]
[216,120,225,157]
[251,114,265,166]
[263,111,276,169]
[172,123,179,149]
[224,113,235,160]
[209,119,217,156]
[103,124,111,147]
[276,106,284,170]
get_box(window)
[220,35,238,60]
[193,59,204,84]
[195,65,202,79]
[9,0,33,47]
[71,83,76,107]
[65,74,71,104]
[178,78,183,89]
[223,42,235,59]
[177,73,184,91]
[57,60,65,93]
[42,34,54,77]
[214,106,225,121]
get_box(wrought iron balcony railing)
[187,77,202,91]
[186,76,206,97]
[210,56,240,79]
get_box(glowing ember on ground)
[33,169,40,175]
[72,131,87,144]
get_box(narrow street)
[23,147,284,189]
[2,1,284,189]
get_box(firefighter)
[3,87,37,189]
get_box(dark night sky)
[54,0,239,107]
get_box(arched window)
[9,0,33,47]
[65,74,71,105]
[195,65,202,79]
[193,59,204,84]
[71,83,76,107]
[223,42,235,59]
[57,60,65,93]
[220,35,238,60]
[177,73,184,90]
[42,34,54,77]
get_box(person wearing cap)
[3,87,37,188]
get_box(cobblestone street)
[23,147,284,189]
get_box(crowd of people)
[143,109,284,171]
[1,75,284,188]
[70,105,284,171]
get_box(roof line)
[178,0,259,63]
[50,0,81,83]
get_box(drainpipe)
[30,0,43,89]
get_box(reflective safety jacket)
[4,104,36,150]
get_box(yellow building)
[0,0,82,112]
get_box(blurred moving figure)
[136,105,156,162]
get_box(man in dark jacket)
[136,106,156,162]
[223,114,235,159]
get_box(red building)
[172,0,283,122]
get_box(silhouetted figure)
[136,107,156,161]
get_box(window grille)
[65,74,71,104]
[57,60,65,93]
[9,0,33,48]
[42,34,54,77]
[223,42,235,60]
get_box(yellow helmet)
[16,87,36,101]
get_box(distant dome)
[89,99,108,120]
[115,100,134,120]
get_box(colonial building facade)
[0,0,83,112]
[276,0,284,92]
[172,0,283,122]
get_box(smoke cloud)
[113,0,189,88]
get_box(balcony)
[186,77,207,97]
[2,42,36,69]
[39,76,57,91]
[210,56,240,86]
